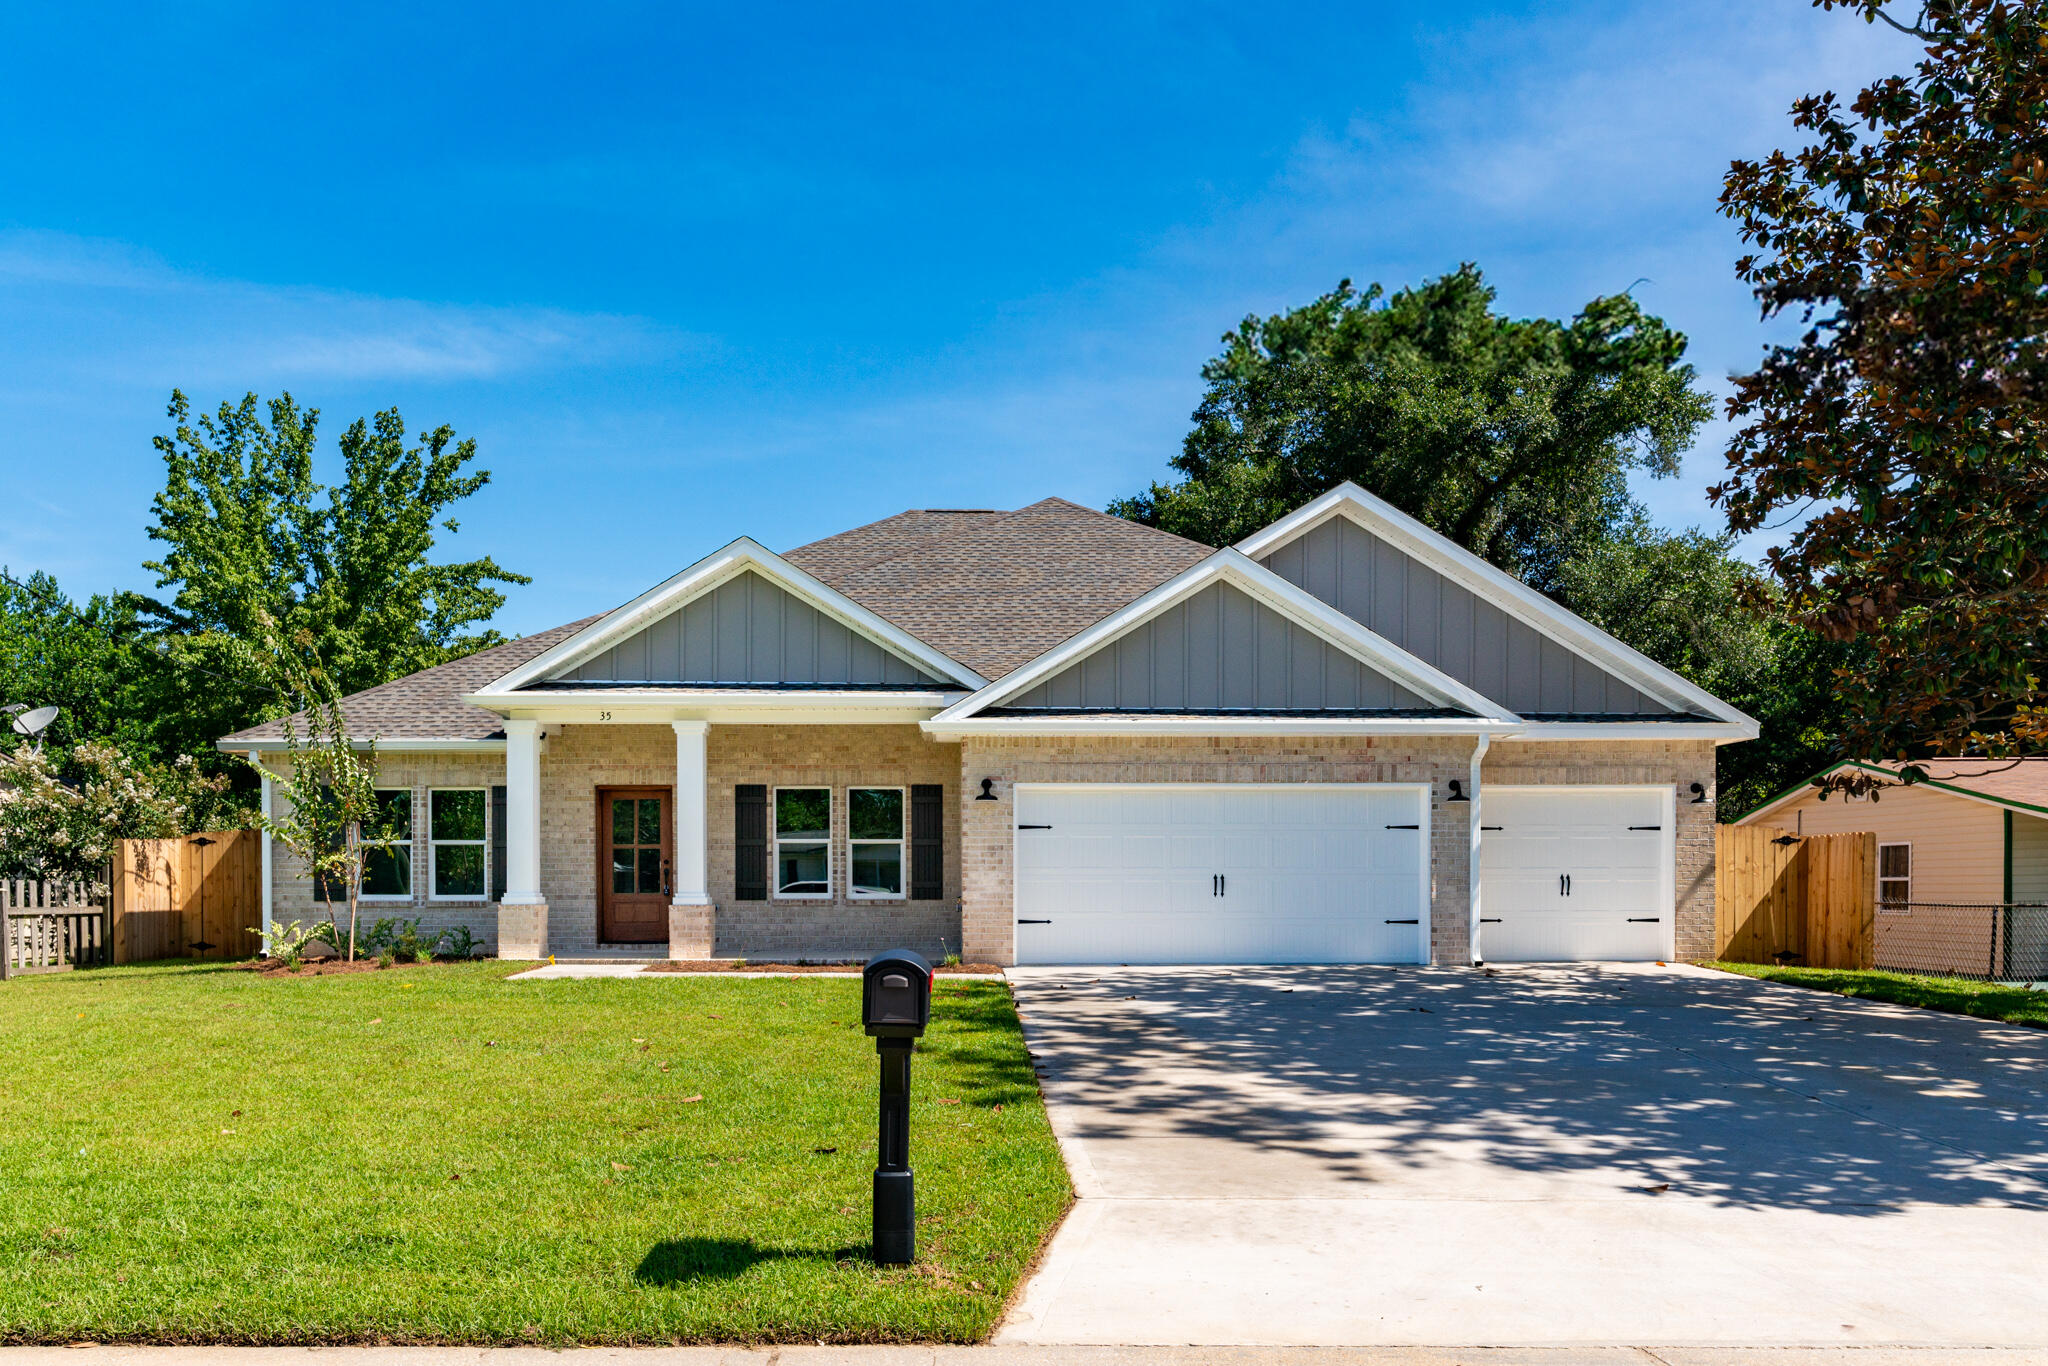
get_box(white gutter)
[923,717,1525,739]
[217,737,509,754]
[1468,732,1491,966]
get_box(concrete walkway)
[6,1349,2048,1365]
[1000,963,2048,1347]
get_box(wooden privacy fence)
[2,880,110,977]
[1715,826,1876,969]
[109,830,260,963]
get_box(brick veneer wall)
[1479,738,1719,962]
[259,751,507,953]
[958,734,1482,965]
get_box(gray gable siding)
[1258,516,1677,715]
[1006,581,1436,712]
[559,570,944,686]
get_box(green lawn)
[0,961,1071,1344]
[1709,960,2048,1029]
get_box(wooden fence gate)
[110,830,260,963]
[1715,826,1876,969]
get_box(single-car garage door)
[1013,784,1428,965]
[1478,786,1674,961]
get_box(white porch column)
[498,718,548,959]
[250,752,273,948]
[669,720,714,959]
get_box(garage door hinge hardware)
[1628,824,1662,831]
[1384,918,1420,924]
[1481,825,1503,831]
[1627,917,1662,923]
[1016,918,1051,924]
[1481,917,1502,923]
[1016,824,1052,830]
[1385,823,1420,829]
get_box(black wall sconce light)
[1689,782,1708,804]
[975,778,998,801]
[1446,779,1469,802]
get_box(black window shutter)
[490,785,507,903]
[911,784,943,900]
[313,786,343,902]
[735,784,768,901]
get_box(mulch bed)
[239,957,470,978]
[644,960,1004,975]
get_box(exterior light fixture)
[975,778,998,801]
[1447,779,1469,802]
[1689,782,1708,804]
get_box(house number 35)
[598,710,613,721]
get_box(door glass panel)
[638,848,662,894]
[612,853,633,893]
[638,799,661,846]
[612,798,634,845]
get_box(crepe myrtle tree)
[1717,0,2048,791]
[247,615,394,961]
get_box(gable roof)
[219,615,602,747]
[928,548,1521,734]
[1237,483,1758,733]
[1737,758,2048,824]
[785,497,1214,679]
[474,537,987,697]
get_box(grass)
[1708,960,2048,1029]
[0,960,1071,1344]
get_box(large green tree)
[1717,0,2048,776]
[1111,265,1714,593]
[137,390,529,740]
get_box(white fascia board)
[923,716,1523,739]
[217,737,507,753]
[472,537,986,699]
[932,549,1517,724]
[1235,482,1759,731]
[1507,721,1760,744]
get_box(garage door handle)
[1626,917,1661,923]
[1017,918,1051,924]
[1385,823,1419,830]
[1384,918,1419,924]
[1628,824,1662,831]
[1016,824,1052,830]
[1480,917,1502,923]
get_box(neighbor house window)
[774,787,830,897]
[1878,842,1912,907]
[361,788,413,900]
[849,787,905,899]
[430,788,488,900]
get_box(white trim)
[1235,483,1759,735]
[932,549,1517,725]
[1467,734,1490,966]
[471,538,987,699]
[1477,783,1678,963]
[1507,721,1756,743]
[846,785,908,901]
[1878,841,1913,909]
[926,716,1520,738]
[1009,781,1434,966]
[772,785,833,900]
[427,786,490,902]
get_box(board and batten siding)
[561,569,944,686]
[2011,812,2048,903]
[1004,580,1436,712]
[1258,515,1675,716]
[1747,783,2004,905]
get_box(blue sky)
[0,2,1905,636]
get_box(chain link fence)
[1876,902,2048,982]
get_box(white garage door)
[1479,787,1673,962]
[1013,784,1428,965]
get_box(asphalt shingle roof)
[217,498,1214,745]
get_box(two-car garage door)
[1012,782,1674,965]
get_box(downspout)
[1468,732,1491,966]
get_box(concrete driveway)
[999,963,2048,1347]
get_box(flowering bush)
[0,742,249,887]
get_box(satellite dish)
[13,706,59,739]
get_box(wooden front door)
[599,787,671,943]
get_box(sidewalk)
[5,1350,2048,1366]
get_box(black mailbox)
[863,948,932,1038]
[862,948,933,1264]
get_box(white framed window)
[361,788,413,900]
[1878,842,1912,908]
[848,787,906,899]
[430,788,488,900]
[774,787,831,898]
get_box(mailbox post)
[862,948,932,1265]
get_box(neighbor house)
[219,484,1756,966]
[1737,758,2048,976]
